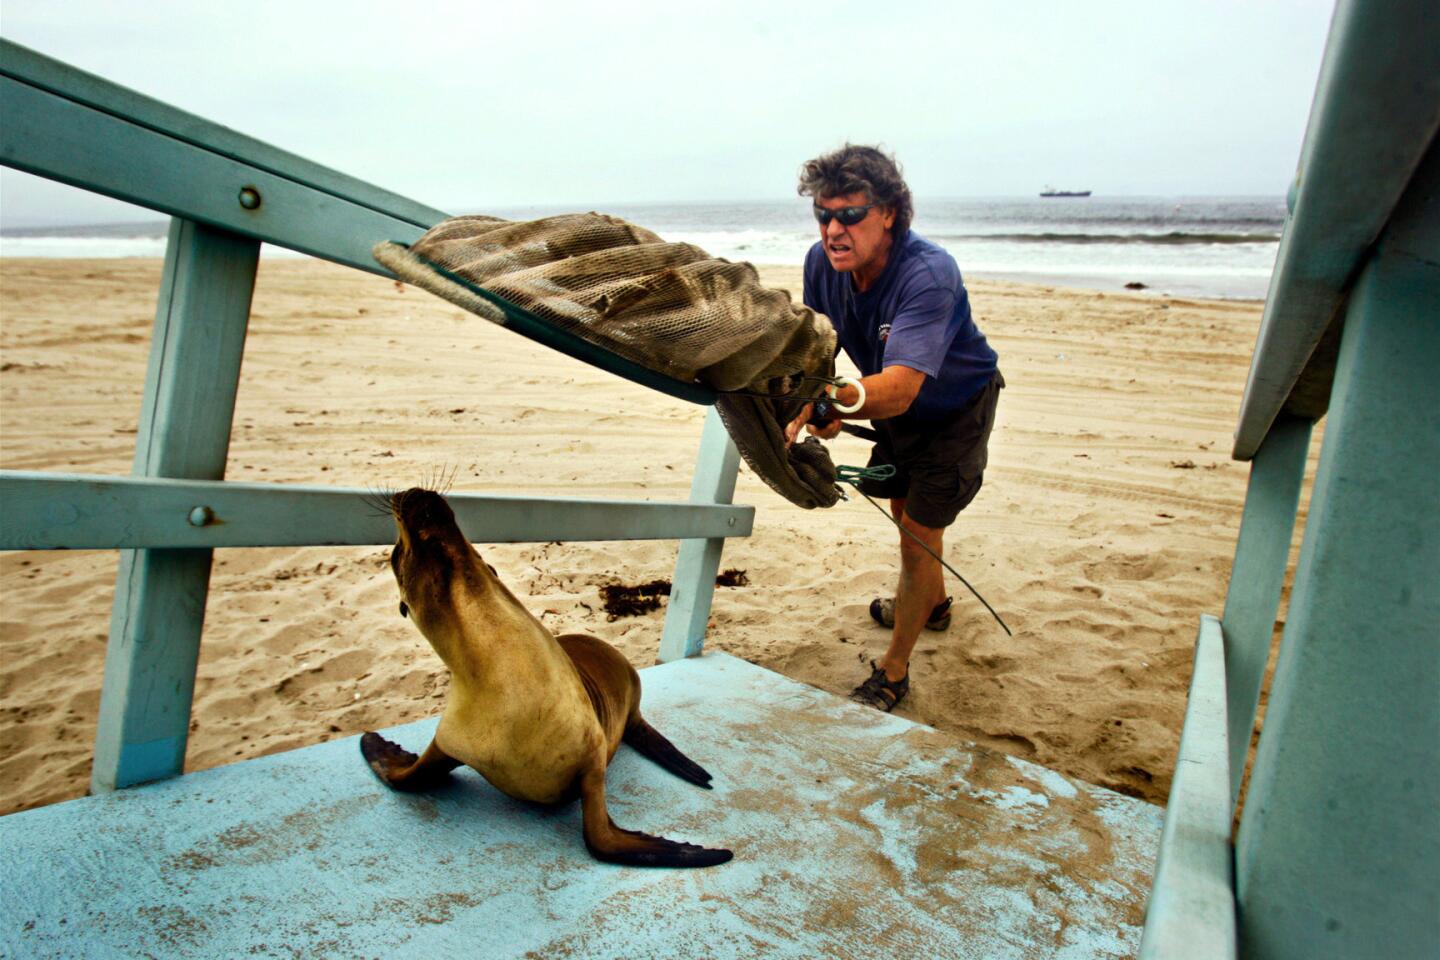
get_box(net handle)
[830,376,866,414]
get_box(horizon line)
[1,192,1288,233]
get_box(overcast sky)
[2,0,1335,226]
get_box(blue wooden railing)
[4,3,1436,954]
[1138,1,1439,957]
[0,38,753,794]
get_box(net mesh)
[374,213,842,508]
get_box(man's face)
[816,191,896,279]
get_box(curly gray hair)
[797,144,914,239]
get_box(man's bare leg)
[879,498,948,683]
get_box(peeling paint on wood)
[0,654,1162,958]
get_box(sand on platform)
[0,256,1315,815]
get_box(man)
[784,144,1002,712]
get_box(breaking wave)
[934,231,1281,246]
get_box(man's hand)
[783,368,925,447]
[783,403,812,446]
[784,403,843,446]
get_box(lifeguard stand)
[1138,1,1438,956]
[1,1,1436,955]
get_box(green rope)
[833,465,1013,638]
[835,464,896,484]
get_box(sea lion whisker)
[360,485,398,518]
[436,463,458,496]
[412,465,455,497]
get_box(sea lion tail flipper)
[579,766,732,869]
[623,717,715,789]
[360,732,461,791]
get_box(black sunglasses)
[813,203,877,227]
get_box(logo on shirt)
[878,322,892,342]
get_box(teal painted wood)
[659,409,741,662]
[1138,615,1237,959]
[0,40,445,227]
[1232,0,1440,459]
[1234,159,1440,958]
[0,653,1165,959]
[1219,414,1312,806]
[92,219,259,793]
[96,549,217,790]
[0,471,755,548]
[0,74,432,276]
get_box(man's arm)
[783,365,926,445]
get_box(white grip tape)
[830,376,865,414]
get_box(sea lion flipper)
[623,717,714,789]
[578,764,732,869]
[360,732,461,791]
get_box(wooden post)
[658,408,740,662]
[1234,232,1440,958]
[1220,413,1312,806]
[1138,615,1237,959]
[91,218,259,792]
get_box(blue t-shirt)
[804,231,998,422]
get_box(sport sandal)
[850,660,910,712]
[869,596,953,631]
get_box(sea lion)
[360,487,732,868]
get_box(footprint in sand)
[968,652,1019,672]
[274,651,372,707]
[1040,616,1130,644]
[1082,553,1179,583]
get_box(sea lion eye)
[399,601,409,618]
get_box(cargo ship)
[1040,186,1092,197]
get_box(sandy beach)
[0,256,1312,816]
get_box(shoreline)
[0,253,1269,303]
[0,257,1305,816]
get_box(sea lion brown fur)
[360,487,732,868]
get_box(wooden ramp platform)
[0,654,1162,959]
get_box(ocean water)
[1,196,1284,300]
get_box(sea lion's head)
[387,487,505,641]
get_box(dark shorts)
[857,371,1004,529]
